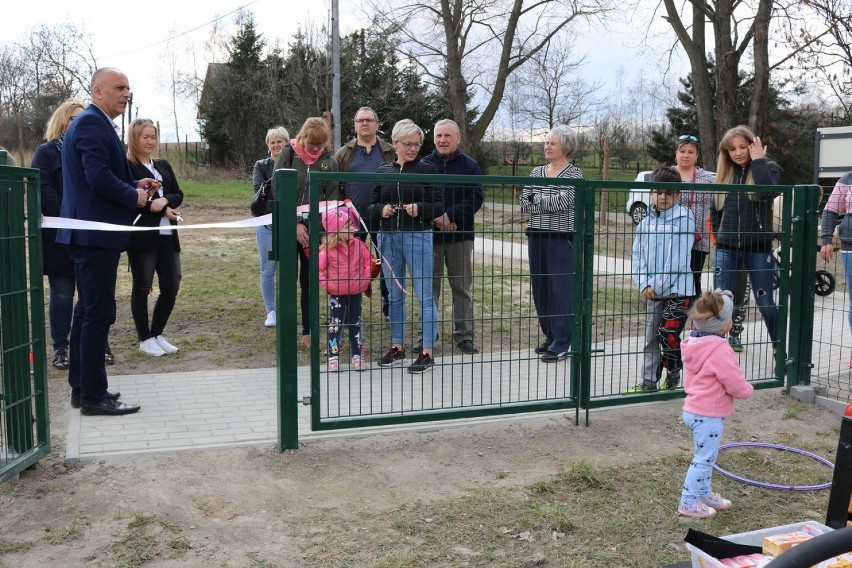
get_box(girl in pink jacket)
[319,207,373,371]
[677,289,754,519]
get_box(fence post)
[787,184,820,388]
[577,179,595,425]
[274,169,299,451]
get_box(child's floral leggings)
[327,294,365,358]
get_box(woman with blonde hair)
[272,117,341,345]
[125,119,184,357]
[370,119,442,373]
[252,126,290,327]
[32,99,118,370]
[709,125,781,350]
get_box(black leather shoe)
[541,351,568,363]
[534,342,549,354]
[71,391,121,409]
[80,398,139,416]
[104,344,115,365]
[457,340,479,354]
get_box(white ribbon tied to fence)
[41,214,273,231]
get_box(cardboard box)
[686,521,832,568]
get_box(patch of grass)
[98,512,190,568]
[783,401,808,420]
[294,446,832,567]
[44,521,85,544]
[0,538,34,554]
[496,470,509,480]
[558,461,611,490]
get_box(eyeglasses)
[398,142,422,150]
[678,134,698,143]
[355,118,377,124]
[133,118,154,126]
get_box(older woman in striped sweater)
[520,125,583,363]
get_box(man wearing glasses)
[334,107,396,315]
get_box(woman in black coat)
[126,119,183,357]
[32,99,115,368]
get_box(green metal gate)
[272,170,821,449]
[0,164,50,482]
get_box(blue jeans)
[47,273,75,350]
[527,235,574,354]
[713,247,778,342]
[256,226,276,313]
[378,231,438,349]
[680,411,725,505]
[842,252,852,335]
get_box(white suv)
[625,170,653,225]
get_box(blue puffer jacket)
[423,149,484,242]
[632,203,696,298]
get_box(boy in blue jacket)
[627,166,696,393]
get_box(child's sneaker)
[700,492,732,510]
[728,335,743,352]
[663,371,681,390]
[351,355,365,371]
[379,347,404,366]
[328,357,340,372]
[623,382,658,394]
[677,501,717,519]
[407,352,434,374]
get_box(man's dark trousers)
[68,245,121,406]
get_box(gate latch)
[300,396,311,406]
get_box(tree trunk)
[748,0,773,135]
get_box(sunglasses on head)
[678,134,698,143]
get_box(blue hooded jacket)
[632,202,696,298]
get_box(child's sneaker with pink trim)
[677,501,717,519]
[351,355,364,371]
[701,492,732,510]
[328,357,340,372]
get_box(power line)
[103,0,260,59]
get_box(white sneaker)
[140,337,166,357]
[264,311,276,327]
[155,335,178,354]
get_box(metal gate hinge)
[300,396,311,406]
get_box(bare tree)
[364,0,613,157]
[514,34,602,129]
[0,22,95,160]
[661,0,772,160]
[776,0,852,119]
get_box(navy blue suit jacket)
[57,104,140,250]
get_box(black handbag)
[250,178,272,216]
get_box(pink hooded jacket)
[681,335,754,417]
[319,208,372,296]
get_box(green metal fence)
[804,181,852,403]
[266,170,819,442]
[0,165,50,482]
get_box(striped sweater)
[519,163,583,234]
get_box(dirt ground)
[1,202,842,566]
[0,373,842,567]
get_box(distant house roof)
[197,63,226,120]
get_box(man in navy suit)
[58,67,156,415]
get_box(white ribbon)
[42,215,272,231]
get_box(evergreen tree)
[648,67,819,184]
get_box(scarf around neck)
[291,138,324,166]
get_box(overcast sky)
[3,0,693,143]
